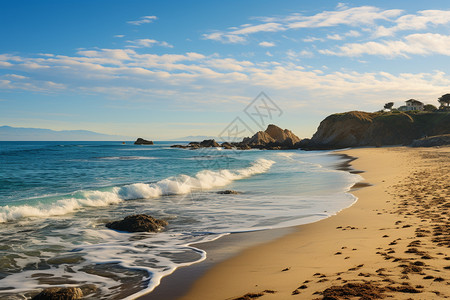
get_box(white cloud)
[114,35,125,38]
[327,34,343,40]
[303,37,325,42]
[345,30,361,37]
[127,16,157,26]
[1,45,448,112]
[375,10,450,37]
[336,3,348,10]
[159,41,174,48]
[320,33,450,58]
[259,41,275,47]
[5,74,28,79]
[127,39,174,48]
[202,32,246,43]
[287,6,402,29]
[203,6,402,43]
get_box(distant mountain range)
[0,126,132,141]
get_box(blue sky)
[1,0,449,139]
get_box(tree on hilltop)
[438,93,450,107]
[423,104,437,112]
[384,102,394,110]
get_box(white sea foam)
[0,158,275,222]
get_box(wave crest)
[0,158,274,222]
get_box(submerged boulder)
[32,287,83,300]
[134,138,154,145]
[217,190,241,194]
[106,214,168,233]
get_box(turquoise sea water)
[0,141,360,299]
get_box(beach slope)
[180,147,450,299]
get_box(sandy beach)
[179,146,450,300]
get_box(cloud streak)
[127,15,157,26]
[203,6,403,43]
[127,39,174,48]
[320,33,450,58]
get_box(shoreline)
[138,151,363,300]
[176,146,449,299]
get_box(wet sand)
[178,146,450,299]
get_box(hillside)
[304,111,450,149]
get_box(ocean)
[0,141,361,299]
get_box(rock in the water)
[199,139,220,147]
[265,124,301,145]
[237,144,252,150]
[411,134,450,147]
[32,287,83,300]
[242,131,275,146]
[106,214,168,233]
[221,142,233,149]
[134,138,154,145]
[241,124,301,149]
[217,190,241,194]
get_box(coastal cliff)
[305,111,450,149]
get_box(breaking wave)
[0,158,275,222]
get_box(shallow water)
[0,141,360,299]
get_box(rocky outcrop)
[134,138,154,145]
[304,111,450,149]
[265,124,301,145]
[171,139,220,149]
[199,139,220,147]
[170,125,301,150]
[241,124,301,149]
[32,287,83,300]
[106,214,168,233]
[221,142,233,149]
[242,131,275,146]
[411,134,450,147]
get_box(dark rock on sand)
[410,134,450,147]
[134,138,154,145]
[217,190,241,194]
[106,214,168,233]
[32,287,83,300]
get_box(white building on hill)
[398,99,424,111]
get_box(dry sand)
[179,146,450,300]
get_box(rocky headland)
[303,111,450,149]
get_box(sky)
[1,0,449,140]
